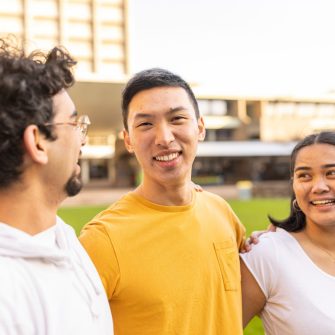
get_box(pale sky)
[128,0,335,96]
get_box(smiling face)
[124,86,205,191]
[293,143,335,229]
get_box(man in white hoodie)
[0,38,113,334]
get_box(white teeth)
[155,152,179,161]
[312,200,335,205]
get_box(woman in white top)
[241,131,335,335]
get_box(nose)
[311,176,330,194]
[154,123,175,147]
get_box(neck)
[303,224,335,252]
[0,184,60,235]
[135,180,194,206]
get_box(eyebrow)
[294,163,335,172]
[133,106,188,120]
[169,106,188,113]
[133,113,152,120]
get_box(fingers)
[240,238,252,253]
[241,225,277,253]
[194,184,203,192]
[240,234,259,253]
[240,230,263,253]
[267,223,276,232]
[191,181,203,192]
[249,231,261,244]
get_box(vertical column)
[22,0,32,50]
[81,159,90,185]
[108,158,116,185]
[237,99,249,123]
[235,99,248,140]
[122,0,129,74]
[91,0,99,73]
[259,100,267,141]
[57,0,66,46]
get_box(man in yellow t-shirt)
[80,68,246,335]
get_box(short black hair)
[269,131,335,231]
[122,68,200,131]
[0,37,76,188]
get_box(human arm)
[240,258,266,327]
[240,231,279,328]
[79,222,120,300]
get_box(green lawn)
[58,197,290,335]
[58,205,108,235]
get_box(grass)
[228,198,290,235]
[58,205,108,235]
[58,197,290,335]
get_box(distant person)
[241,131,335,334]
[80,68,246,335]
[0,38,113,334]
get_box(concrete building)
[193,93,335,184]
[0,0,128,185]
[2,0,335,186]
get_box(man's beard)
[65,172,83,197]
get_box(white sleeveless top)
[240,228,335,335]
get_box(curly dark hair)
[269,131,335,232]
[122,68,200,131]
[0,38,76,188]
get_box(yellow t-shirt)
[80,190,245,335]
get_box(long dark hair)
[269,131,335,232]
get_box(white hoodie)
[0,216,113,335]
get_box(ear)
[23,125,48,165]
[197,116,206,141]
[123,129,134,153]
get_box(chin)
[65,173,83,197]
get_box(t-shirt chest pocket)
[214,239,240,291]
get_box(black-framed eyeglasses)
[43,115,91,141]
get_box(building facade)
[193,95,335,184]
[0,0,128,76]
[1,1,335,186]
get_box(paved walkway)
[61,185,239,207]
